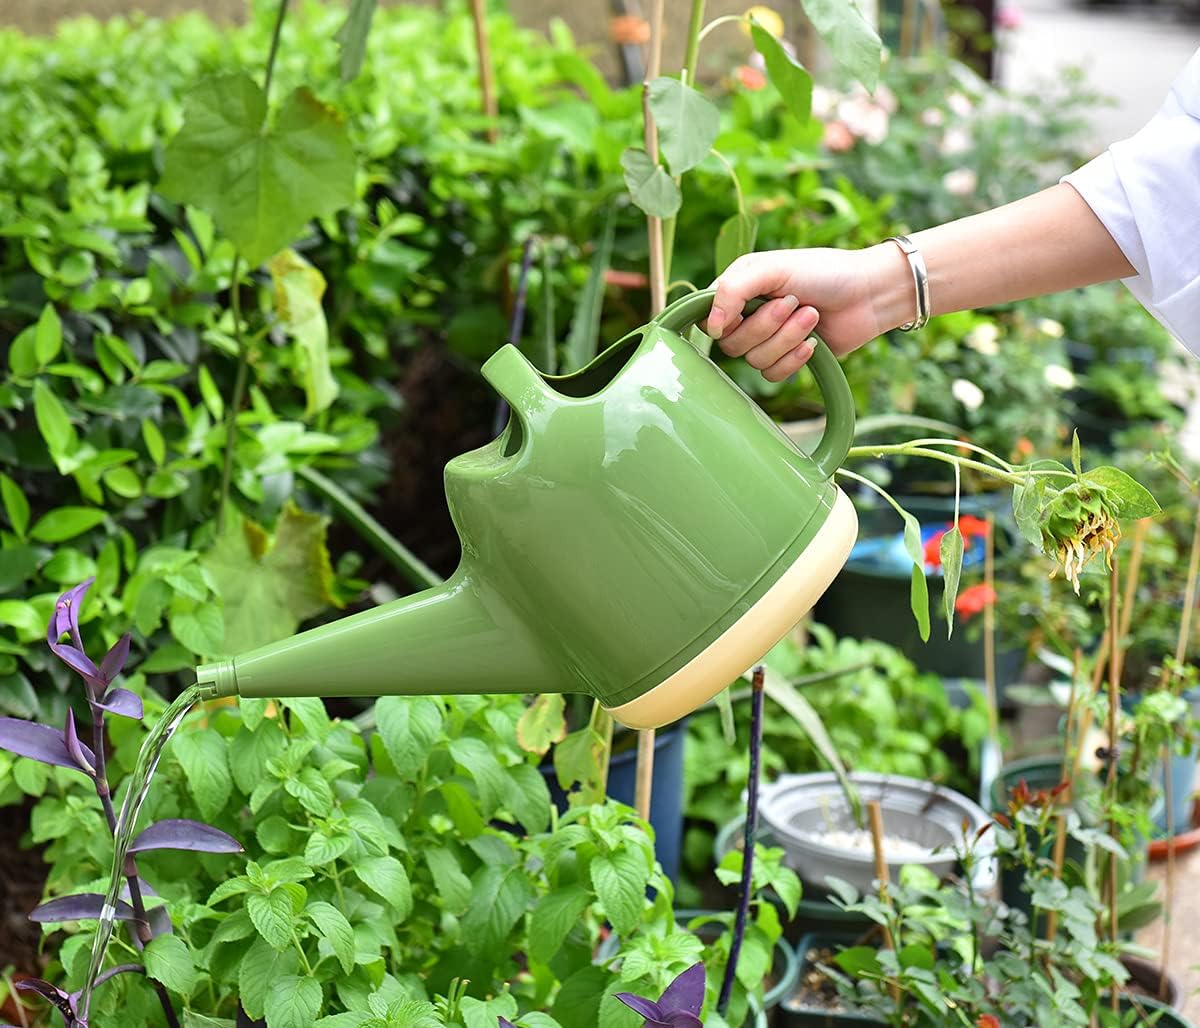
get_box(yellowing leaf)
[268,250,338,415]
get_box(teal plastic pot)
[780,934,887,1026]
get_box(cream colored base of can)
[607,488,859,730]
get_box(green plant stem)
[291,927,314,976]
[696,13,744,44]
[709,148,745,215]
[847,443,1074,485]
[682,0,707,85]
[263,0,291,102]
[297,465,441,590]
[217,256,249,532]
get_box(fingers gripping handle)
[651,289,855,480]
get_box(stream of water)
[78,684,206,1023]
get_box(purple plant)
[614,961,705,1027]
[0,578,243,1028]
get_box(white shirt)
[1063,49,1200,352]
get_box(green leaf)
[203,502,339,655]
[516,693,566,756]
[590,848,646,936]
[528,884,591,964]
[30,506,105,543]
[143,419,166,466]
[34,304,63,366]
[144,933,198,995]
[335,0,377,80]
[170,604,225,658]
[1071,429,1082,474]
[159,74,355,266]
[33,379,76,462]
[373,695,443,778]
[229,721,287,794]
[8,324,37,377]
[307,901,355,974]
[563,206,617,372]
[183,1014,237,1028]
[940,526,964,639]
[268,249,338,415]
[353,855,412,918]
[284,767,334,817]
[104,466,141,499]
[647,77,719,174]
[1083,467,1161,520]
[424,846,472,915]
[0,474,31,539]
[448,736,508,817]
[505,762,552,834]
[173,730,233,821]
[247,888,296,951]
[304,830,351,865]
[462,863,535,956]
[255,816,294,855]
[198,365,225,420]
[239,937,299,1019]
[833,945,882,977]
[264,975,322,1028]
[552,725,607,805]
[750,22,813,123]
[800,0,882,90]
[715,212,758,276]
[620,147,681,220]
[910,565,931,643]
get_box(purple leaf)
[48,579,94,649]
[659,962,705,1016]
[615,995,665,1021]
[498,1021,517,1028]
[63,711,95,776]
[0,717,95,774]
[99,632,131,683]
[129,819,243,855]
[120,878,159,901]
[95,687,143,720]
[14,977,76,1024]
[48,642,101,683]
[29,894,136,923]
[146,905,174,937]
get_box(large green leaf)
[900,509,931,642]
[159,74,355,265]
[461,863,535,956]
[620,148,681,220]
[268,249,338,415]
[562,207,616,372]
[30,506,105,543]
[715,212,758,275]
[264,975,322,1028]
[528,884,591,964]
[306,901,355,974]
[750,22,813,123]
[647,77,719,174]
[801,0,882,90]
[1084,467,1161,520]
[203,501,339,655]
[353,855,412,918]
[590,847,646,937]
[144,934,198,995]
[940,526,964,639]
[247,888,295,950]
[173,729,232,821]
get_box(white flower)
[942,167,978,196]
[947,91,974,117]
[939,126,972,156]
[874,83,898,114]
[965,322,1000,355]
[1044,364,1076,390]
[811,85,838,120]
[952,378,985,410]
[838,95,889,145]
[921,107,945,127]
[1038,318,1065,338]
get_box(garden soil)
[0,798,49,978]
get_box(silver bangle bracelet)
[886,234,930,331]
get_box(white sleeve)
[1062,48,1200,353]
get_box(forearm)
[865,183,1136,333]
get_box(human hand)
[705,245,902,381]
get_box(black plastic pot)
[780,933,887,1026]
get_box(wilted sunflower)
[1039,482,1122,593]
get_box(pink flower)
[943,168,978,196]
[838,95,888,144]
[921,108,945,127]
[823,120,855,152]
[995,5,1024,29]
[737,65,767,90]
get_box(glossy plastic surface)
[199,290,857,716]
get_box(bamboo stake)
[468,0,498,142]
[899,0,917,57]
[867,801,902,1007]
[634,726,655,821]
[1046,648,1083,944]
[983,513,999,743]
[1105,560,1121,1016]
[1113,518,1149,688]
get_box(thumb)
[708,255,795,338]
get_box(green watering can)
[197,289,858,729]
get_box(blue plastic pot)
[541,720,686,881]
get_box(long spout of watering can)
[194,571,565,702]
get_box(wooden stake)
[1105,560,1120,1016]
[1046,648,1083,945]
[983,512,999,743]
[468,0,498,143]
[634,726,655,821]
[867,801,901,1007]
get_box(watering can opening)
[196,289,860,731]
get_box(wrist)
[864,241,922,335]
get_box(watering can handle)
[650,289,855,480]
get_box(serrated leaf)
[516,693,567,756]
[229,721,287,794]
[620,148,681,219]
[247,888,295,950]
[264,976,323,1028]
[529,884,591,964]
[590,848,646,936]
[284,767,334,816]
[940,526,964,639]
[424,846,471,915]
[239,936,299,1020]
[714,212,757,276]
[461,864,535,956]
[448,736,507,817]
[159,75,355,266]
[647,77,719,173]
[144,933,198,995]
[307,901,355,974]
[169,604,225,658]
[750,21,813,122]
[801,0,882,90]
[374,696,443,778]
[172,730,232,821]
[504,762,552,834]
[353,855,411,918]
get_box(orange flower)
[1015,436,1034,457]
[822,120,855,152]
[609,14,650,44]
[954,583,996,619]
[977,1016,1001,1028]
[958,514,991,541]
[737,65,767,90]
[924,528,946,567]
